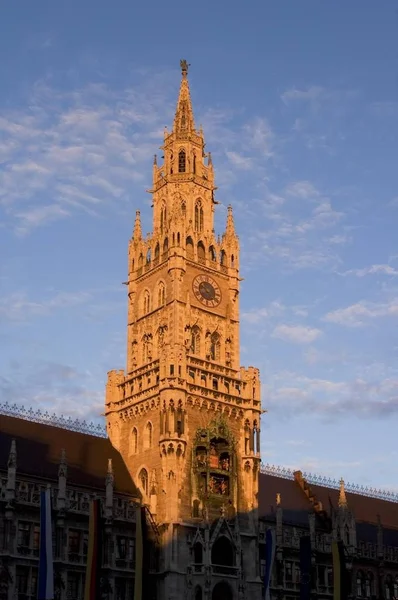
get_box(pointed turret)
[225,205,236,237]
[133,210,142,242]
[173,59,195,137]
[338,478,348,509]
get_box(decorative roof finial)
[180,59,190,77]
[133,210,142,242]
[338,477,348,509]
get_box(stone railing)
[261,463,398,503]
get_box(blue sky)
[1,1,397,491]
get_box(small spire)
[225,205,236,236]
[58,448,67,478]
[153,154,157,166]
[133,210,142,242]
[174,59,195,136]
[7,440,16,469]
[338,478,348,508]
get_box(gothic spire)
[133,210,142,242]
[338,478,348,509]
[225,205,236,236]
[173,59,195,137]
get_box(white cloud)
[281,86,326,104]
[272,324,322,344]
[342,264,398,277]
[324,298,398,327]
[225,151,253,170]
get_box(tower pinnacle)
[174,59,195,136]
[133,210,142,242]
[338,477,348,509]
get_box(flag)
[264,528,275,600]
[84,498,102,600]
[38,488,54,600]
[332,540,348,600]
[300,535,312,600]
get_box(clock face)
[192,274,222,308]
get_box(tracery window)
[191,326,200,355]
[194,200,204,232]
[143,290,151,314]
[131,428,138,454]
[210,332,221,361]
[178,149,186,173]
[160,205,167,233]
[139,468,148,495]
[143,422,153,449]
[158,281,165,307]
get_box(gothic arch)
[220,249,226,266]
[212,581,233,600]
[130,427,138,455]
[163,237,169,253]
[154,242,160,262]
[209,245,217,262]
[160,203,167,233]
[197,241,205,261]
[157,280,166,307]
[143,421,153,450]
[178,148,186,172]
[137,467,149,496]
[211,536,234,567]
[191,325,201,355]
[186,236,194,260]
[142,289,151,314]
[210,332,221,361]
[195,199,204,232]
[194,586,202,600]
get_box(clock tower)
[105,61,262,600]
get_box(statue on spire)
[180,59,190,76]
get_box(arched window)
[192,499,200,518]
[195,200,204,232]
[212,581,232,600]
[143,290,151,314]
[144,422,153,449]
[197,242,205,262]
[231,254,235,267]
[191,326,200,355]
[160,205,166,233]
[163,238,168,253]
[194,586,202,600]
[356,570,364,597]
[365,572,374,598]
[211,536,234,567]
[210,332,221,361]
[154,243,160,263]
[193,152,196,174]
[186,236,194,260]
[178,149,186,173]
[220,249,226,266]
[181,201,186,217]
[209,246,217,262]
[194,542,203,564]
[146,248,151,264]
[131,428,138,455]
[158,281,165,307]
[139,468,148,495]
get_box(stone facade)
[104,60,262,600]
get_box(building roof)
[259,472,398,531]
[0,414,138,497]
[1,412,397,533]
